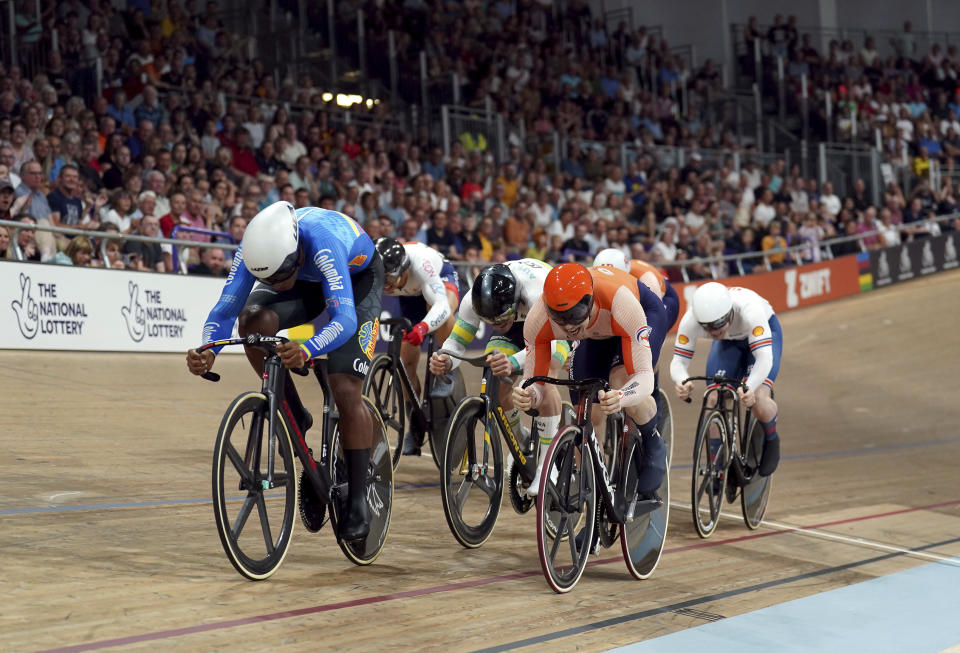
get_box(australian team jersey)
[523,266,655,407]
[201,206,374,359]
[669,286,775,391]
[442,258,552,371]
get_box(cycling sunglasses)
[547,295,593,326]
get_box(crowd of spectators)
[743,15,960,185]
[0,1,956,283]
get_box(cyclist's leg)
[525,340,568,494]
[748,315,783,476]
[611,365,665,496]
[397,294,428,401]
[328,255,384,540]
[662,281,680,332]
[238,280,326,433]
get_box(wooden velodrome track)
[2,270,959,652]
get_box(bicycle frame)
[525,376,654,525]
[687,375,754,485]
[440,349,540,480]
[201,336,340,530]
[380,317,436,425]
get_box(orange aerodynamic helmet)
[543,263,594,325]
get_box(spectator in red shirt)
[229,127,259,178]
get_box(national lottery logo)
[121,281,188,342]
[11,273,88,340]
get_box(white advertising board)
[1,261,236,352]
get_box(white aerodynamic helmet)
[242,201,300,283]
[593,248,629,272]
[691,282,733,329]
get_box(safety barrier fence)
[3,216,957,351]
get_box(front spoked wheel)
[740,417,772,530]
[212,392,296,581]
[692,410,727,538]
[440,396,503,548]
[621,435,670,579]
[362,355,405,470]
[536,426,596,594]
[330,396,394,565]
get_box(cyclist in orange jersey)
[593,248,680,331]
[512,263,669,496]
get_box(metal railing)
[6,214,956,284]
[0,218,236,267]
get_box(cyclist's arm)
[416,265,452,333]
[299,248,357,360]
[201,249,256,354]
[742,308,774,391]
[669,310,701,385]
[610,287,654,407]
[520,301,555,407]
[439,295,480,371]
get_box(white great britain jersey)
[669,286,775,392]
[440,258,552,370]
[386,242,453,334]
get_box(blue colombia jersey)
[201,207,374,359]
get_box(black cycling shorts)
[245,252,384,378]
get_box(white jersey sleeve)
[669,308,704,386]
[397,243,453,333]
[669,286,776,392]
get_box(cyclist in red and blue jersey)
[186,201,383,542]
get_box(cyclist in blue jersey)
[186,201,384,542]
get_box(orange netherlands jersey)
[628,259,667,297]
[524,267,654,383]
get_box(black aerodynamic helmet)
[471,263,518,325]
[375,236,410,278]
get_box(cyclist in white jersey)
[430,260,571,495]
[670,282,783,476]
[375,237,462,455]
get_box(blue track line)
[3,436,958,517]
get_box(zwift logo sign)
[10,273,88,339]
[121,281,188,342]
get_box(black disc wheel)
[362,354,405,470]
[212,392,296,581]
[740,417,772,530]
[329,396,394,565]
[621,435,670,579]
[691,410,727,539]
[440,396,503,548]
[536,426,596,594]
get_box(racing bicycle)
[198,334,393,580]
[523,376,670,594]
[363,317,464,469]
[437,349,575,548]
[683,375,772,538]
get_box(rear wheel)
[621,434,670,579]
[362,355,404,470]
[212,392,296,581]
[440,396,503,548]
[536,426,595,594]
[330,396,393,565]
[691,410,727,539]
[740,417,772,530]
